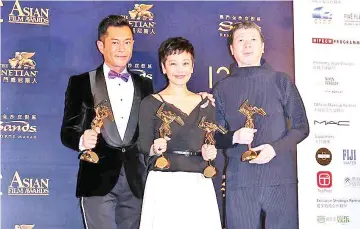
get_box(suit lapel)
[92,66,123,146]
[122,72,141,145]
[93,66,110,106]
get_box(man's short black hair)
[98,15,134,40]
[228,21,264,45]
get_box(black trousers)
[80,167,142,229]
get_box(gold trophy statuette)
[198,116,227,178]
[238,99,266,162]
[80,105,114,163]
[155,103,184,169]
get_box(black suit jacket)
[60,65,153,198]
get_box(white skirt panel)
[139,171,222,229]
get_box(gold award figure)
[238,99,266,162]
[80,104,114,163]
[155,103,184,169]
[198,116,227,178]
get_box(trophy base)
[203,165,218,178]
[80,150,99,163]
[241,150,258,162]
[155,156,170,170]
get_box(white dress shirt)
[79,63,134,150]
[103,63,134,139]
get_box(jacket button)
[122,148,126,153]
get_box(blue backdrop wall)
[1,1,294,228]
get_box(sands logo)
[8,171,49,196]
[1,52,39,84]
[121,4,156,35]
[218,14,261,37]
[8,0,49,25]
[0,113,37,139]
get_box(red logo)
[312,38,334,44]
[317,171,332,188]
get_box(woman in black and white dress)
[138,37,222,229]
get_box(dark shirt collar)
[229,58,272,78]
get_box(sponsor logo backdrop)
[1,1,294,228]
[295,0,360,228]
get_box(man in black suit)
[61,15,153,229]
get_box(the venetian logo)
[218,14,261,37]
[9,0,49,26]
[9,52,36,69]
[1,52,38,84]
[121,4,156,35]
[8,171,49,196]
[129,4,154,20]
[0,113,37,139]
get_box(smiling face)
[96,26,134,72]
[230,28,264,67]
[161,51,194,87]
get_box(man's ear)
[96,40,104,55]
[230,45,234,56]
